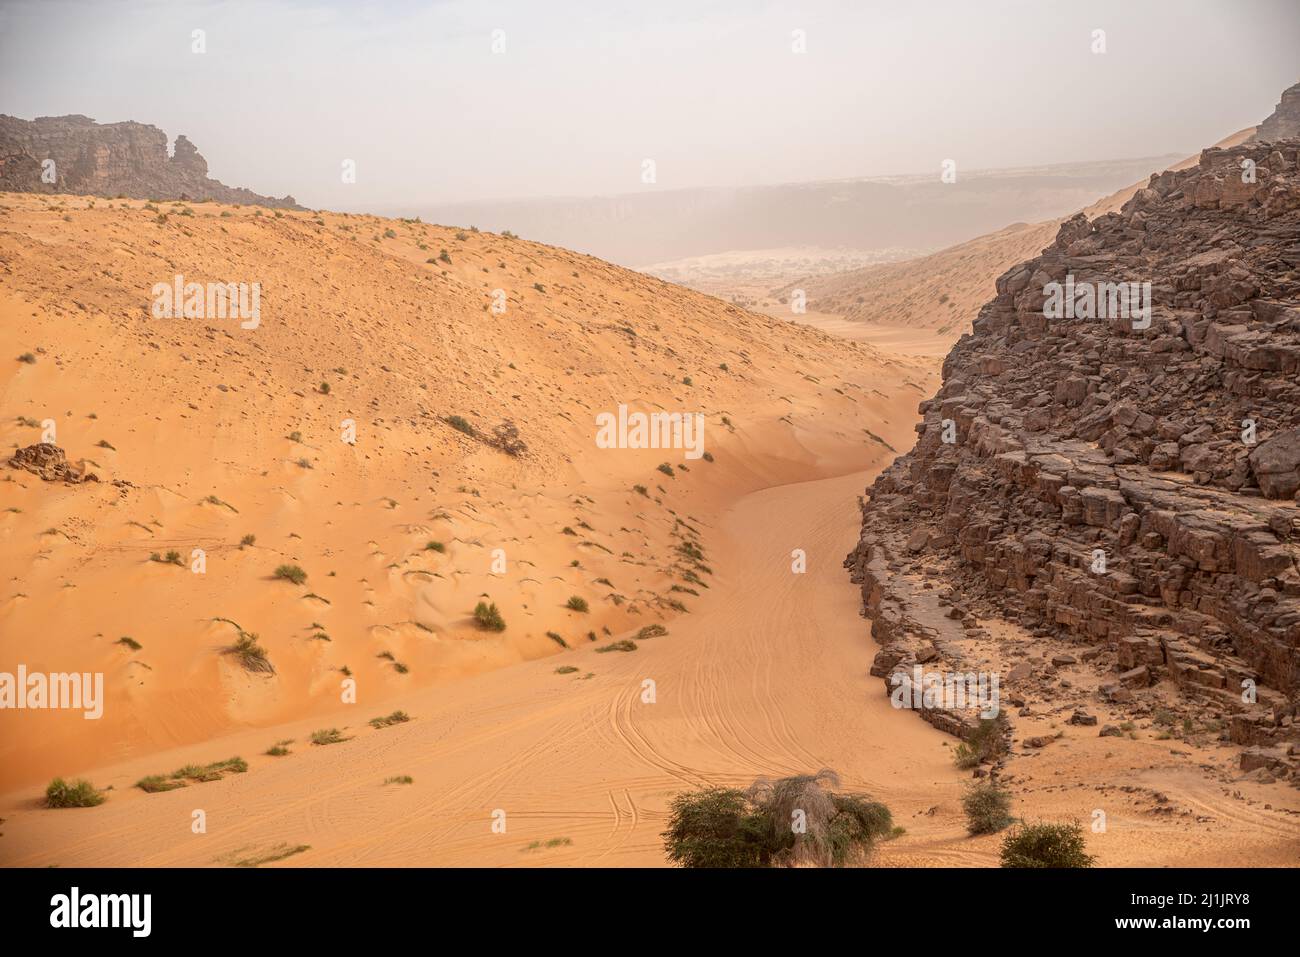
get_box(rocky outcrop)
[1258,81,1300,143]
[0,114,300,208]
[847,134,1300,783]
[9,443,98,483]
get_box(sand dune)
[0,192,933,798]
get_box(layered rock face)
[1258,82,1300,143]
[0,114,300,209]
[847,138,1300,777]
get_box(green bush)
[662,788,770,868]
[45,777,105,808]
[962,780,1014,835]
[273,564,307,585]
[954,715,1008,769]
[474,600,506,631]
[566,595,589,612]
[663,770,893,868]
[224,632,273,674]
[1000,821,1095,868]
[446,415,475,436]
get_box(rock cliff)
[1257,81,1300,143]
[847,133,1300,783]
[0,114,300,208]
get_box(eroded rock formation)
[9,443,98,484]
[0,114,300,208]
[1258,81,1300,143]
[847,136,1300,782]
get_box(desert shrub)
[962,780,1014,835]
[45,777,105,808]
[370,710,411,729]
[663,770,892,868]
[319,382,330,394]
[490,420,527,456]
[138,757,246,792]
[17,353,36,364]
[595,639,637,653]
[635,624,668,640]
[224,633,274,674]
[425,540,445,552]
[273,564,307,585]
[566,595,589,613]
[555,665,579,674]
[310,728,348,746]
[662,788,769,868]
[546,631,568,648]
[474,600,506,631]
[446,414,475,436]
[745,770,892,867]
[1000,821,1095,868]
[953,715,1008,769]
[240,534,256,547]
[657,463,674,477]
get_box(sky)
[1,0,1297,210]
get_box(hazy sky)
[1,0,1297,210]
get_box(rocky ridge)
[0,114,300,209]
[847,133,1300,785]
[1257,81,1300,143]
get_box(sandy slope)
[0,190,933,796]
[1,459,979,866]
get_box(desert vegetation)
[662,770,893,868]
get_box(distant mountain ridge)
[389,155,1182,268]
[0,114,301,209]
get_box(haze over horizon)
[1,0,1297,213]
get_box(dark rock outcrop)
[847,133,1300,782]
[1258,81,1300,143]
[0,114,300,209]
[9,443,98,483]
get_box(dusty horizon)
[1,0,1297,210]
